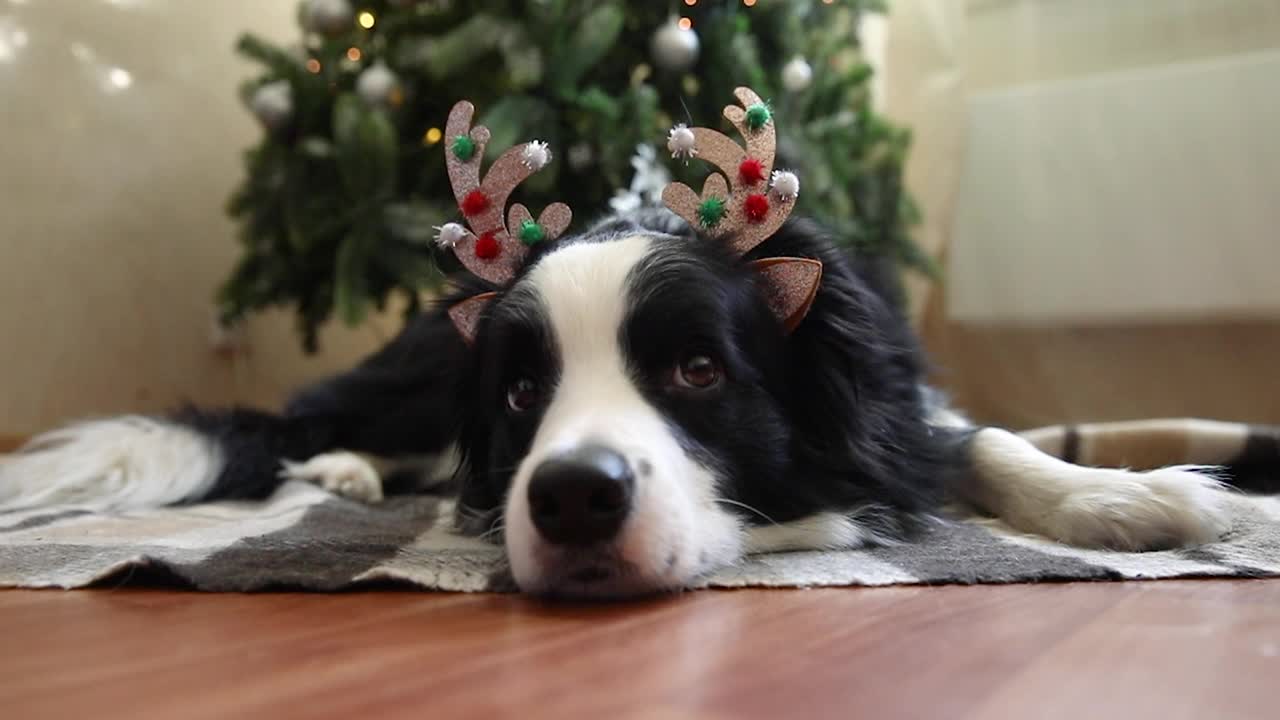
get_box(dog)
[0,88,1259,598]
[0,206,1249,598]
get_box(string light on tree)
[782,56,813,92]
[357,10,376,28]
[651,16,699,72]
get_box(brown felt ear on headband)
[447,292,498,347]
[750,257,822,334]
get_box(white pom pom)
[770,170,800,201]
[667,124,697,160]
[522,140,551,171]
[433,222,467,250]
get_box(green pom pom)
[745,103,772,131]
[518,219,545,245]
[451,135,476,161]
[697,197,727,228]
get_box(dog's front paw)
[279,452,384,503]
[1048,466,1231,551]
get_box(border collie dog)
[0,208,1232,598]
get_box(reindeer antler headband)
[661,87,821,333]
[440,87,820,343]
[434,100,571,341]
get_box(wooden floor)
[3,580,1277,719]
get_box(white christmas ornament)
[249,80,293,130]
[666,124,697,160]
[781,56,813,92]
[567,142,593,171]
[356,62,399,105]
[433,222,467,250]
[610,144,671,213]
[650,18,699,72]
[305,0,354,35]
[522,140,551,171]
[770,170,800,201]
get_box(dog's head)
[443,211,941,598]
[432,89,941,598]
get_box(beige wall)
[886,0,1280,427]
[0,0,389,435]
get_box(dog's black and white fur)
[0,210,1233,597]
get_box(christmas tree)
[226,0,927,352]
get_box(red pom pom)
[474,231,501,260]
[738,158,766,185]
[744,193,770,223]
[461,190,490,216]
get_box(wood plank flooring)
[3,580,1277,719]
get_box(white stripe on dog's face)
[503,235,743,596]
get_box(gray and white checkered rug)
[3,481,1279,592]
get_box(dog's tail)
[1019,419,1280,494]
[0,407,331,511]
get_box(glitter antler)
[662,87,819,334]
[439,100,572,286]
[662,87,801,257]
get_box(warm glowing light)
[305,58,321,73]
[107,67,132,89]
[822,0,835,3]
[346,47,362,61]
[424,127,443,145]
[683,0,697,5]
[743,0,757,6]
[678,17,692,30]
[358,11,376,29]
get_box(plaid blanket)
[3,482,1279,593]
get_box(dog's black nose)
[527,444,634,546]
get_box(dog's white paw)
[280,452,384,503]
[1045,466,1231,551]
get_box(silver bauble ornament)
[650,18,699,72]
[781,56,813,92]
[305,0,354,36]
[356,62,399,106]
[249,80,293,130]
[567,142,594,171]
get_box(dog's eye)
[672,353,722,390]
[506,378,542,413]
